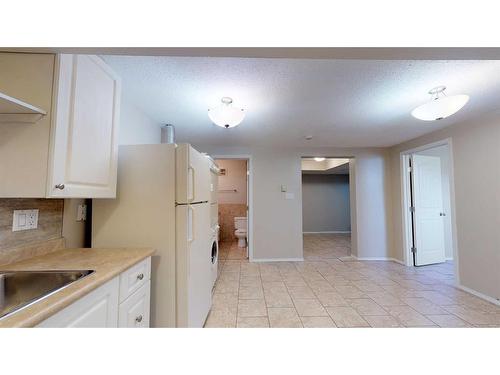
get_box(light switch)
[281,185,287,192]
[12,209,38,232]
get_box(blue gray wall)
[302,174,351,232]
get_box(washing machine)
[210,224,220,289]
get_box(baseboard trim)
[303,231,351,234]
[353,256,405,265]
[251,258,304,263]
[445,257,453,261]
[457,284,500,306]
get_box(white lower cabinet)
[119,281,151,327]
[37,277,119,328]
[37,257,151,328]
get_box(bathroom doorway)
[214,157,251,262]
[301,157,355,260]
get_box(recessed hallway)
[205,234,500,328]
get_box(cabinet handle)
[137,273,144,280]
[55,184,65,190]
[135,315,143,323]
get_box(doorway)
[301,157,354,259]
[401,140,457,276]
[214,157,252,263]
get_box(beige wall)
[69,94,162,248]
[216,159,247,204]
[119,95,162,145]
[198,145,392,261]
[250,147,304,260]
[302,174,351,232]
[62,199,87,248]
[0,52,55,198]
[389,111,500,301]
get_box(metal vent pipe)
[161,124,175,144]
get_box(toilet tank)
[234,216,247,230]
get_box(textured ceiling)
[103,55,500,147]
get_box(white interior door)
[412,154,446,266]
[246,160,249,258]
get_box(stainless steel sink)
[0,270,94,320]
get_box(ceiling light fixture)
[411,86,469,121]
[208,97,245,128]
[314,157,326,162]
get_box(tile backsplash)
[218,203,247,242]
[0,199,63,250]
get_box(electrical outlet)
[77,204,87,221]
[12,209,39,232]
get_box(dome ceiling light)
[208,97,245,128]
[411,86,469,121]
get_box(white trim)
[252,258,304,263]
[353,256,405,264]
[457,284,500,306]
[212,154,254,262]
[303,231,351,234]
[400,138,452,155]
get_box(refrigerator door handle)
[188,205,194,243]
[188,166,195,202]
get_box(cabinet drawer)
[37,277,119,328]
[119,257,151,302]
[119,281,151,328]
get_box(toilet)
[234,216,247,248]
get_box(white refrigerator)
[92,143,213,328]
[175,144,212,327]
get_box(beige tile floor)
[204,234,500,328]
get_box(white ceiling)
[103,55,500,148]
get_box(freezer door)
[175,203,212,327]
[176,144,210,204]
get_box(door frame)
[212,154,254,262]
[400,138,460,285]
[300,156,357,258]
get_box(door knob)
[439,212,446,216]
[135,315,143,323]
[55,184,65,190]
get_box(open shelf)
[0,91,47,123]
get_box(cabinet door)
[47,54,121,198]
[37,277,119,328]
[118,281,151,328]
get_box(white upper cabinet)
[0,52,121,198]
[47,55,121,198]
